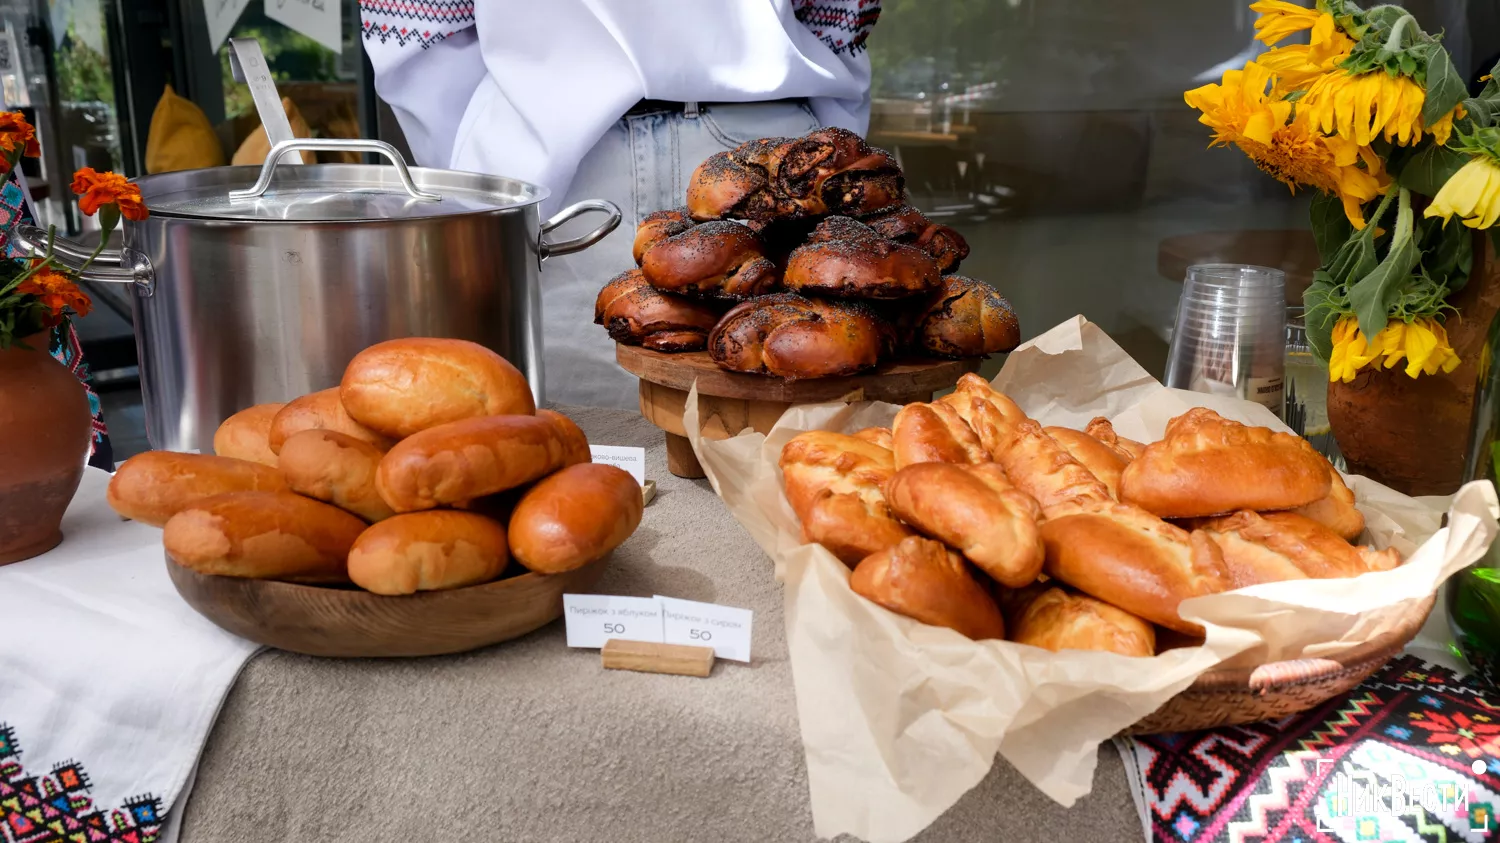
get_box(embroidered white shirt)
[360,0,881,212]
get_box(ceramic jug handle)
[10,224,155,296]
[540,200,622,259]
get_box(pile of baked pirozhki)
[106,338,642,594]
[595,127,1021,379]
[779,374,1396,655]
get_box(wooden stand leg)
[664,432,706,480]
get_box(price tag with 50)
[562,594,753,663]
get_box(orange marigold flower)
[17,268,92,323]
[0,111,39,159]
[71,167,148,221]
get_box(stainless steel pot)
[16,138,620,454]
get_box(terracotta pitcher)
[0,331,92,565]
[1328,235,1500,496]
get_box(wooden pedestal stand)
[616,345,981,479]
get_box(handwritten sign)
[266,0,342,54]
[204,0,252,53]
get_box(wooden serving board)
[616,345,980,478]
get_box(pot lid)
[138,160,548,222]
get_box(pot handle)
[229,139,442,202]
[540,200,622,259]
[11,224,155,296]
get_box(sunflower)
[1328,315,1460,381]
[1249,0,1330,45]
[1424,155,1500,230]
[1258,29,1356,95]
[1299,69,1464,147]
[1185,62,1387,228]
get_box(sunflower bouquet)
[1185,0,1500,383]
[0,112,148,349]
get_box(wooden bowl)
[165,555,610,658]
[1122,594,1434,734]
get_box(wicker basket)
[1122,594,1436,735]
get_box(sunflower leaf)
[1303,271,1345,362]
[1481,57,1500,100]
[1423,47,1468,127]
[1349,190,1421,337]
[1420,215,1473,291]
[1328,221,1381,285]
[1399,141,1470,194]
[1310,193,1353,265]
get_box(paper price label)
[589,445,647,485]
[656,596,753,662]
[562,595,663,648]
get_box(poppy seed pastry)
[639,220,780,299]
[913,275,1020,358]
[785,217,940,299]
[863,204,970,274]
[707,293,896,379]
[632,207,696,265]
[770,127,905,217]
[594,269,723,352]
[1118,408,1333,518]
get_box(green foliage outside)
[56,24,113,104]
[219,26,348,120]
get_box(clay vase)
[1328,234,1500,497]
[0,331,92,565]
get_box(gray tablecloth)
[179,407,1140,842]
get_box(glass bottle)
[1451,309,1500,687]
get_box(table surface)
[177,406,1140,843]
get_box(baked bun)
[1084,417,1146,462]
[107,451,290,527]
[863,205,970,274]
[884,462,1044,587]
[778,430,913,566]
[278,429,394,523]
[685,141,798,222]
[1009,587,1156,657]
[269,388,394,455]
[913,276,1021,358]
[1119,408,1332,518]
[785,217,940,299]
[347,511,509,595]
[770,128,904,217]
[1043,426,1129,499]
[163,491,365,583]
[852,427,894,450]
[1291,467,1364,541]
[1040,498,1230,634]
[940,373,1027,432]
[849,536,1005,641]
[339,338,535,439]
[640,220,780,299]
[508,463,643,574]
[891,401,988,469]
[538,409,593,468]
[212,403,285,467]
[1193,510,1398,585]
[633,207,695,264]
[968,411,1111,510]
[376,414,576,512]
[708,293,895,379]
[594,268,723,352]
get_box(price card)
[589,445,647,485]
[656,596,753,662]
[562,595,663,648]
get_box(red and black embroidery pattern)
[359,0,475,49]
[793,0,882,57]
[0,725,163,843]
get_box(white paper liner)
[684,315,1500,843]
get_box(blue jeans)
[540,101,822,410]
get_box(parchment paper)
[684,316,1500,843]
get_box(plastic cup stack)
[1165,264,1287,419]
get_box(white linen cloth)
[0,468,259,842]
[360,0,880,216]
